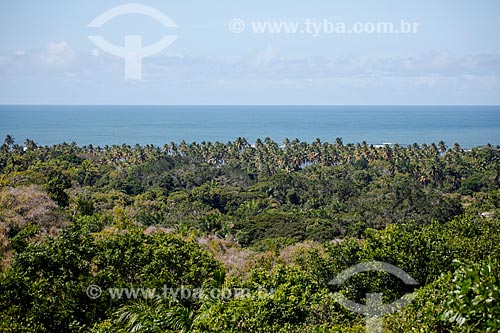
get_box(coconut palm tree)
[438,140,447,154]
[115,296,211,332]
[24,139,38,150]
[114,297,168,332]
[3,134,14,148]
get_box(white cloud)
[242,46,281,67]
[2,44,499,82]
[1,45,499,104]
[41,41,76,67]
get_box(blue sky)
[0,0,499,104]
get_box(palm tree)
[115,297,205,333]
[282,137,290,148]
[114,297,169,332]
[438,140,447,154]
[24,139,38,150]
[3,134,14,148]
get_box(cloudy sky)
[1,0,499,104]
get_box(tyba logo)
[329,261,418,333]
[88,3,177,80]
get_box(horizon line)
[1,104,499,107]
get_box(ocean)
[0,105,499,148]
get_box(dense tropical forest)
[0,134,499,332]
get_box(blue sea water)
[0,105,499,148]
